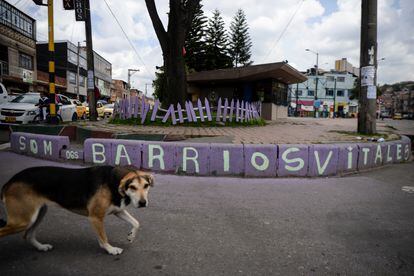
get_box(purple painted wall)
[244,145,277,177]
[10,132,413,178]
[11,132,69,161]
[277,145,309,177]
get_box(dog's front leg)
[89,215,123,255]
[115,210,140,242]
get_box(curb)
[9,132,412,178]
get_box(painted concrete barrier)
[9,132,412,177]
[11,132,69,161]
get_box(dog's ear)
[112,167,136,196]
[144,174,154,187]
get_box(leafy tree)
[145,0,200,105]
[229,9,252,67]
[204,9,233,70]
[152,66,166,103]
[185,2,208,72]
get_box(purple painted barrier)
[151,100,159,121]
[357,143,377,170]
[278,145,309,177]
[141,142,176,173]
[244,144,278,177]
[84,138,112,165]
[110,140,142,167]
[197,99,205,122]
[175,143,210,175]
[10,132,412,178]
[337,144,359,173]
[210,144,244,176]
[308,145,339,176]
[11,132,69,161]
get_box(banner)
[75,0,85,21]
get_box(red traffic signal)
[63,0,75,10]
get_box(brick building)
[0,0,37,93]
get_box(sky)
[13,0,414,95]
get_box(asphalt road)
[0,151,413,275]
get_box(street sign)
[63,0,74,10]
[74,0,85,21]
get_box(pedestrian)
[37,92,50,122]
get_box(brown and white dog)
[0,166,154,255]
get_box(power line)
[261,0,305,63]
[102,0,151,76]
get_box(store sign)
[74,0,85,21]
[22,69,33,84]
[63,0,74,10]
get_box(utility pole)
[295,83,299,117]
[84,0,97,121]
[306,48,319,118]
[128,69,140,90]
[358,0,377,134]
[33,0,58,123]
[333,77,337,118]
[76,41,80,100]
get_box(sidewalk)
[71,117,410,144]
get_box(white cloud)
[16,0,414,93]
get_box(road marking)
[401,186,414,194]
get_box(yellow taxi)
[70,99,87,120]
[85,101,105,118]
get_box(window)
[337,77,345,82]
[326,76,335,82]
[326,89,334,97]
[68,71,77,84]
[79,75,85,87]
[68,50,78,64]
[297,90,303,96]
[19,53,33,70]
[308,90,314,96]
[0,0,35,38]
[337,90,345,97]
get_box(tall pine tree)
[204,9,233,70]
[185,2,208,72]
[229,9,252,67]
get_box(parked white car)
[0,82,10,105]
[0,93,78,124]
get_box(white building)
[289,70,358,117]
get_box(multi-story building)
[37,40,87,99]
[0,0,37,93]
[37,41,112,102]
[335,58,359,77]
[111,79,129,102]
[289,70,358,117]
[84,48,112,101]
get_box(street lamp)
[306,48,319,117]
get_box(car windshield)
[104,104,114,108]
[11,94,40,104]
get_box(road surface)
[0,151,413,275]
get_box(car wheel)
[72,112,78,122]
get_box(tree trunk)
[145,0,199,106]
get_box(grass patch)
[110,115,266,127]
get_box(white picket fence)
[113,97,262,125]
